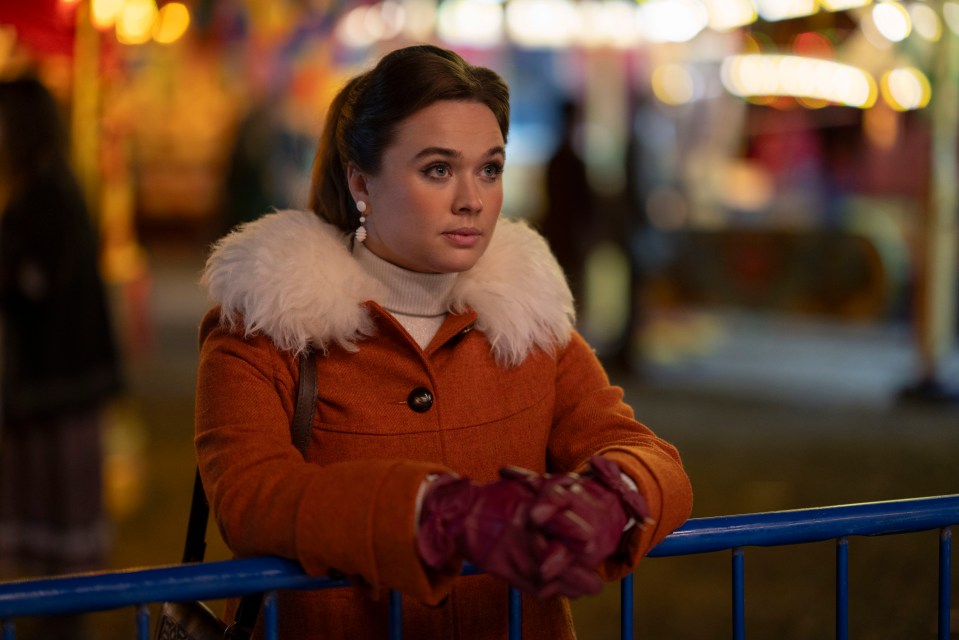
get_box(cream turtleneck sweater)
[353,242,457,349]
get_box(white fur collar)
[201,209,575,366]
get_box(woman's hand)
[416,472,549,595]
[416,457,650,599]
[516,456,652,598]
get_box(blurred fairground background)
[1,0,958,638]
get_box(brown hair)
[308,45,510,231]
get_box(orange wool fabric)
[195,302,692,640]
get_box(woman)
[196,44,692,639]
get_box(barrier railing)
[1,494,956,640]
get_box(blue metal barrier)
[1,494,956,639]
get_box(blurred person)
[539,98,599,315]
[0,76,123,637]
[196,45,692,639]
[220,100,283,236]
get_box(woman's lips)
[443,228,482,247]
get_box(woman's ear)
[346,163,369,203]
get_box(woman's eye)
[482,163,504,179]
[424,164,450,178]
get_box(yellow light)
[872,1,911,41]
[336,6,378,48]
[401,0,437,40]
[881,67,931,110]
[152,2,190,44]
[703,0,757,30]
[818,0,871,12]
[651,64,698,105]
[908,2,941,40]
[720,54,877,108]
[439,0,504,47]
[717,160,774,212]
[92,0,124,29]
[116,0,158,45]
[637,0,708,42]
[756,0,818,21]
[505,0,577,48]
[576,1,639,48]
[796,96,830,108]
[944,1,959,35]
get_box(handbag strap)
[179,350,317,634]
[291,349,317,454]
[181,468,210,564]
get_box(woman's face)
[348,100,506,274]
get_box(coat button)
[407,387,434,413]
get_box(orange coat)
[195,210,692,639]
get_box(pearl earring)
[355,201,368,243]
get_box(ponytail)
[309,76,362,231]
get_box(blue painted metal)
[732,547,745,640]
[136,603,149,640]
[508,586,521,639]
[649,495,959,557]
[264,591,278,640]
[0,556,348,618]
[389,590,402,640]
[0,495,954,639]
[836,536,848,640]
[620,573,633,640]
[940,527,952,640]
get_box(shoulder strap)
[181,468,209,564]
[180,349,318,562]
[291,349,317,457]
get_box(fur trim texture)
[201,210,575,365]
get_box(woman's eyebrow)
[414,145,506,160]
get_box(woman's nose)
[453,178,483,214]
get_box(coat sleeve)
[194,309,458,603]
[545,331,693,580]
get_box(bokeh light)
[755,0,818,22]
[637,0,709,43]
[152,2,190,44]
[944,0,959,34]
[92,0,124,29]
[505,0,577,47]
[702,0,757,31]
[439,0,503,47]
[881,66,931,110]
[791,31,834,58]
[871,1,911,42]
[651,63,700,105]
[116,0,158,45]
[908,1,941,40]
[721,54,878,108]
[818,0,871,11]
[576,1,638,48]
[338,1,414,49]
